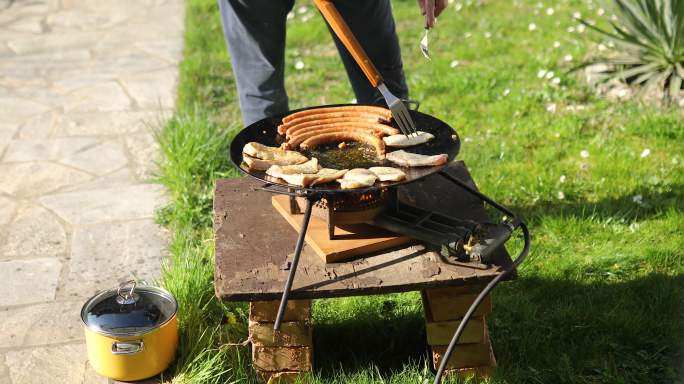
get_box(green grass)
[156,0,684,383]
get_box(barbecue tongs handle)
[313,0,384,87]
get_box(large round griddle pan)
[229,104,460,194]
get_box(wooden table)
[214,161,512,383]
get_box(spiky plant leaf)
[669,72,683,97]
[632,69,659,86]
[577,0,684,104]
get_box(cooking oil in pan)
[304,142,382,169]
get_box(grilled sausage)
[282,112,391,132]
[288,125,388,142]
[277,116,385,135]
[299,132,386,158]
[282,105,392,124]
[286,127,385,149]
[287,122,399,138]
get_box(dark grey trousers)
[218,0,409,125]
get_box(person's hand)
[417,0,448,28]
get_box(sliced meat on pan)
[299,132,386,158]
[383,131,435,147]
[344,168,378,184]
[385,150,448,167]
[282,105,392,124]
[243,142,308,164]
[368,166,407,182]
[286,121,399,138]
[267,172,311,187]
[282,112,392,131]
[243,154,285,171]
[338,180,372,189]
[265,158,319,177]
[285,127,384,149]
[309,168,349,186]
[277,116,386,135]
[337,168,378,189]
[268,167,348,187]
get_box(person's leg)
[325,0,409,105]
[218,0,295,125]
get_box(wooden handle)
[313,0,384,87]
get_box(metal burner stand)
[289,189,390,240]
[256,170,528,332]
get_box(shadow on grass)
[311,274,683,384]
[313,300,427,376]
[512,184,683,223]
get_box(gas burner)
[289,189,390,239]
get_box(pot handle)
[111,340,144,355]
[116,280,139,305]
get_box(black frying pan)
[229,104,460,193]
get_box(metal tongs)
[312,0,418,137]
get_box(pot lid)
[81,280,178,336]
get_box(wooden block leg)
[249,300,313,384]
[421,286,496,381]
[430,327,497,382]
[422,285,492,321]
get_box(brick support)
[256,370,312,384]
[425,316,486,345]
[249,321,313,347]
[250,300,312,323]
[430,327,494,370]
[432,341,497,382]
[422,286,492,321]
[252,346,313,372]
[422,286,497,381]
[249,300,313,383]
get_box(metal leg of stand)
[288,188,302,214]
[327,194,335,240]
[274,194,319,331]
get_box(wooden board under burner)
[272,195,414,263]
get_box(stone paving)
[0,0,183,382]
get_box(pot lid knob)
[115,279,140,305]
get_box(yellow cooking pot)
[81,281,178,381]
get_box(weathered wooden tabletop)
[214,161,512,302]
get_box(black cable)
[433,222,530,384]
